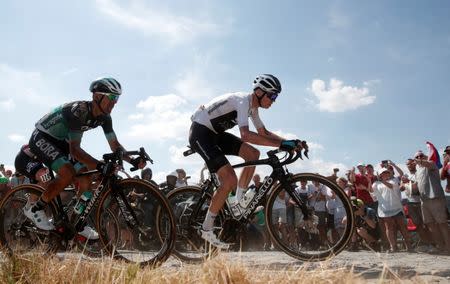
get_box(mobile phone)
[0,164,4,168]
[381,160,388,166]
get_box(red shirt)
[354,174,374,205]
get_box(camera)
[381,160,388,167]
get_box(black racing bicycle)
[163,145,354,262]
[0,148,176,267]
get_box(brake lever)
[304,149,309,159]
[298,151,303,160]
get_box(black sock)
[31,198,47,213]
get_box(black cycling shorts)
[189,122,243,173]
[14,149,45,183]
[28,129,84,172]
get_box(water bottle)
[226,194,242,217]
[74,191,93,215]
[239,188,256,208]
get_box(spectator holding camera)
[352,198,381,251]
[400,158,431,248]
[370,168,413,252]
[440,146,450,193]
[414,150,450,253]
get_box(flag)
[426,141,442,169]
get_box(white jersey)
[191,92,265,133]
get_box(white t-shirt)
[273,194,286,210]
[310,184,327,212]
[191,92,265,133]
[371,179,403,218]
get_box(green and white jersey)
[35,101,116,143]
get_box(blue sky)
[1,0,449,183]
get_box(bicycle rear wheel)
[96,179,175,267]
[265,173,354,261]
[0,184,59,255]
[160,186,224,263]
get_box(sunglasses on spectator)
[98,92,120,102]
[265,92,278,102]
[415,154,425,159]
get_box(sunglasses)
[415,154,425,159]
[265,92,278,102]
[98,92,120,102]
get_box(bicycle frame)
[190,149,309,224]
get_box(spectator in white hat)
[370,167,412,252]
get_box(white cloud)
[175,72,214,99]
[0,99,15,111]
[328,6,350,29]
[60,68,78,76]
[8,134,26,143]
[128,113,144,120]
[363,79,381,86]
[95,0,225,44]
[0,63,60,108]
[310,78,376,112]
[127,94,192,141]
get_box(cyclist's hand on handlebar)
[280,139,301,152]
[130,157,147,169]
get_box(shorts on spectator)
[315,211,328,226]
[421,198,447,224]
[271,208,287,224]
[327,213,335,229]
[407,202,423,225]
[286,205,295,226]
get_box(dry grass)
[0,253,370,284]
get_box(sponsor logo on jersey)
[207,100,228,114]
[41,113,63,129]
[35,139,60,160]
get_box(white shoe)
[200,229,230,249]
[78,225,99,240]
[23,207,55,230]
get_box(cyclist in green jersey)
[25,77,145,238]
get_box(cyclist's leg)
[26,129,76,229]
[189,123,235,248]
[218,132,259,200]
[236,143,259,199]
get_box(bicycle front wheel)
[160,186,224,263]
[96,179,175,267]
[265,173,354,261]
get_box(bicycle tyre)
[96,178,175,267]
[75,207,118,258]
[159,185,226,263]
[0,184,60,255]
[265,173,354,261]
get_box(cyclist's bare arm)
[239,126,283,147]
[69,140,99,170]
[108,138,146,169]
[258,127,285,141]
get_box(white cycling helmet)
[253,74,282,94]
[89,77,122,95]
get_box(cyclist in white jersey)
[189,74,306,248]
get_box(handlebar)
[103,147,153,172]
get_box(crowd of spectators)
[242,146,450,255]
